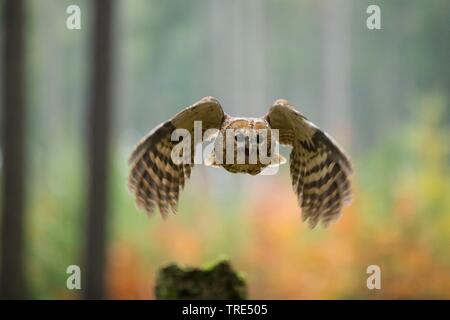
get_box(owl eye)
[234,132,246,142]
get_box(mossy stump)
[155,260,247,300]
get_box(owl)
[128,96,353,228]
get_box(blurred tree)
[321,0,352,144]
[84,0,115,299]
[0,0,27,299]
[245,0,266,115]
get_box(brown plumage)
[128,96,353,228]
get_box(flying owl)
[128,96,353,228]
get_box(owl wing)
[128,96,226,218]
[265,99,353,228]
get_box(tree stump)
[155,259,247,300]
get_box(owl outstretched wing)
[128,96,226,217]
[265,99,353,228]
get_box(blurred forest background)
[1,0,450,299]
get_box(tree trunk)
[155,260,247,300]
[84,0,115,300]
[1,0,27,299]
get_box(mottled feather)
[265,99,353,228]
[128,97,225,217]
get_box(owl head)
[207,117,286,175]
